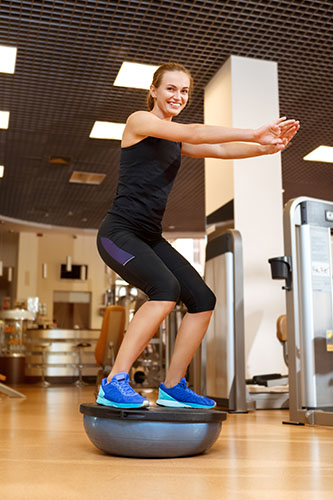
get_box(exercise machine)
[202,227,250,412]
[270,197,333,425]
[203,227,289,411]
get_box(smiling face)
[150,70,190,120]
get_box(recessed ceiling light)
[69,171,106,185]
[48,156,71,165]
[113,62,159,90]
[0,111,10,129]
[89,121,125,140]
[0,166,4,178]
[0,45,17,74]
[303,146,333,163]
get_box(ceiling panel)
[0,0,332,232]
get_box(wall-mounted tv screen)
[60,264,88,280]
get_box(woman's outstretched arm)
[181,120,300,159]
[124,111,298,147]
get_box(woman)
[96,62,299,409]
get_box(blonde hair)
[147,62,193,111]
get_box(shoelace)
[116,379,137,396]
[178,380,194,394]
[178,380,188,390]
[177,380,205,400]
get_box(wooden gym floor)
[0,384,333,500]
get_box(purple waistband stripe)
[101,237,135,266]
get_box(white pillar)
[204,55,286,377]
[17,232,38,301]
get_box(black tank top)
[109,136,181,235]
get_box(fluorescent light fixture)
[69,171,106,185]
[303,146,333,163]
[89,121,125,140]
[0,166,4,178]
[80,265,87,280]
[0,45,17,74]
[114,61,159,89]
[0,111,10,129]
[66,256,72,272]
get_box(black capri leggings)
[97,216,216,314]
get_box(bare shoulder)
[126,110,157,126]
[122,111,156,147]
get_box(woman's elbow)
[184,124,204,144]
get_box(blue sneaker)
[96,372,149,409]
[156,378,216,409]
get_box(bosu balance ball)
[80,403,227,458]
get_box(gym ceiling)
[0,0,332,233]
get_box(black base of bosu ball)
[80,403,227,458]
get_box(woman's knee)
[148,275,181,303]
[185,286,216,313]
[199,288,216,312]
